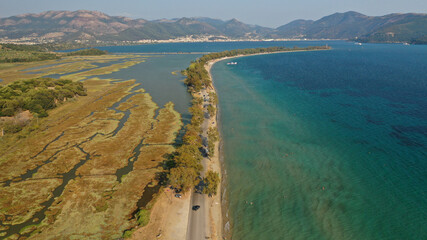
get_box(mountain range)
[0,10,426,44]
[273,11,427,43]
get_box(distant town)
[0,35,320,46]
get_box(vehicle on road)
[192,205,201,211]
[175,193,182,198]
[200,147,208,157]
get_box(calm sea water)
[211,42,427,240]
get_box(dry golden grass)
[0,54,146,84]
[0,59,62,83]
[61,60,145,81]
[27,61,98,75]
[133,145,175,171]
[0,63,22,71]
[0,179,62,225]
[33,148,86,179]
[144,102,183,144]
[35,175,118,240]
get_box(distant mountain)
[0,10,271,42]
[191,17,227,28]
[356,14,427,44]
[0,10,426,44]
[0,10,147,40]
[275,19,314,38]
[275,11,427,43]
[108,18,222,41]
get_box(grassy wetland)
[0,54,183,239]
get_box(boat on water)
[227,62,238,65]
[355,42,362,45]
[403,42,410,45]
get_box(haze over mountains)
[0,10,426,44]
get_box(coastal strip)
[203,58,223,240]
[180,45,331,240]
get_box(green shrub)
[135,209,150,226]
[0,78,86,117]
[3,122,23,133]
[122,229,135,239]
[66,48,107,56]
[203,170,220,196]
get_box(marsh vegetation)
[0,54,183,239]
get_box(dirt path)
[131,188,191,240]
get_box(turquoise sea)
[211,42,427,239]
[102,41,426,239]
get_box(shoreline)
[207,48,331,66]
[203,49,330,239]
[0,38,341,46]
[203,58,224,240]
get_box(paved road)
[187,189,207,240]
[187,90,211,240]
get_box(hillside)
[0,44,60,62]
[356,14,427,44]
[0,10,146,40]
[0,10,270,42]
[275,11,427,43]
[274,19,314,38]
[0,10,426,44]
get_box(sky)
[1,0,426,27]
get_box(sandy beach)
[203,58,224,240]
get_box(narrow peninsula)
[179,45,331,240]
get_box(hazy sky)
[1,0,426,27]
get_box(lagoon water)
[91,54,198,126]
[99,41,426,239]
[211,43,427,239]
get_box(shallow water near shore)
[212,43,427,239]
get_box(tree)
[174,144,203,171]
[189,105,204,127]
[168,166,199,191]
[207,141,214,158]
[66,48,107,56]
[203,171,220,196]
[207,104,216,117]
[209,92,218,105]
[208,127,219,142]
[0,77,87,135]
[182,125,202,147]
[207,127,219,157]
[0,77,86,118]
